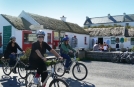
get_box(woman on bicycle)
[60,37,76,72]
[4,36,25,73]
[29,30,62,87]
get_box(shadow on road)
[62,77,95,87]
[0,75,25,87]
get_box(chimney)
[108,14,111,18]
[60,15,66,22]
[123,13,126,16]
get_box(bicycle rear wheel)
[49,78,69,87]
[72,63,88,81]
[18,61,27,79]
[2,59,11,75]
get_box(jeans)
[61,53,72,69]
[9,54,16,66]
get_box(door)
[98,38,103,44]
[22,30,32,51]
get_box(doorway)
[98,38,103,44]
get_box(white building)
[0,11,89,53]
[84,13,134,27]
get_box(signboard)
[29,25,44,30]
[3,26,12,52]
[28,34,37,41]
[54,32,59,40]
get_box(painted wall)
[90,36,134,49]
[65,32,90,50]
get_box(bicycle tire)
[111,55,120,63]
[72,63,88,81]
[54,61,65,77]
[2,60,11,75]
[18,62,27,79]
[25,72,38,87]
[49,78,69,87]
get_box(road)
[0,61,134,87]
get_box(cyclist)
[60,37,76,72]
[29,30,63,87]
[4,36,25,73]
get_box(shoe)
[34,77,40,85]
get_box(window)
[84,37,87,45]
[47,33,51,44]
[111,37,115,44]
[24,33,30,44]
[131,38,134,45]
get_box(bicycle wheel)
[54,61,65,77]
[18,61,27,79]
[111,55,120,63]
[49,78,69,87]
[72,63,88,81]
[25,72,41,87]
[2,59,11,75]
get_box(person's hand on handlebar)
[58,56,63,60]
[22,51,25,54]
[42,57,47,61]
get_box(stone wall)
[85,51,120,61]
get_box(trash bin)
[78,47,85,59]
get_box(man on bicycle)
[60,37,76,72]
[29,30,63,87]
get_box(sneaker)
[34,77,40,85]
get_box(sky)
[0,0,134,27]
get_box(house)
[19,11,89,50]
[0,11,89,53]
[85,27,134,50]
[84,13,134,28]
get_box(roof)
[85,27,125,37]
[1,14,31,30]
[27,13,88,34]
[84,14,134,25]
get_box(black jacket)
[4,42,23,58]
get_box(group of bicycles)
[0,49,88,87]
[112,51,134,64]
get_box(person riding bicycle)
[60,37,76,72]
[29,30,63,87]
[4,36,25,73]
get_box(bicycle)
[25,56,69,87]
[54,52,88,81]
[1,52,27,79]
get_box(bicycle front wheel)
[72,63,88,81]
[54,61,65,77]
[18,62,27,79]
[2,59,11,75]
[49,78,69,87]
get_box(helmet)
[36,30,45,36]
[10,36,16,40]
[62,37,69,41]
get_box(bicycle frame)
[2,53,25,72]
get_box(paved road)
[0,61,134,87]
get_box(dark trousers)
[30,58,48,82]
[61,53,72,68]
[9,54,17,72]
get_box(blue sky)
[0,0,134,26]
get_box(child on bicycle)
[29,30,62,87]
[60,37,76,73]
